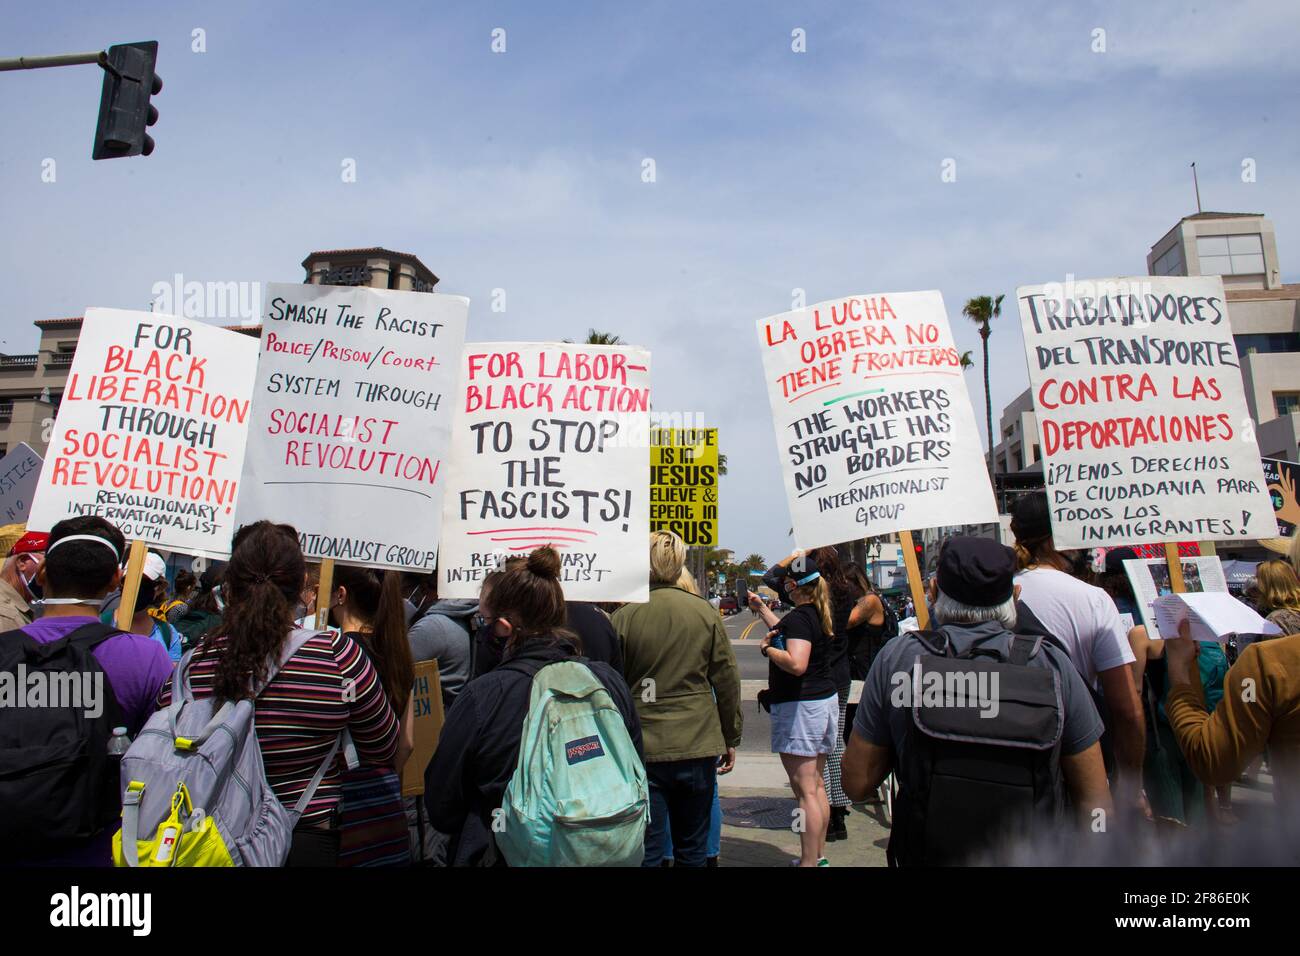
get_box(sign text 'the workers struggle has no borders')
[757,290,996,550]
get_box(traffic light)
[913,539,924,569]
[92,41,161,159]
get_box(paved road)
[722,609,773,753]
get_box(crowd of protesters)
[1,498,1298,867]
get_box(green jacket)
[612,584,742,762]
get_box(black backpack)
[0,622,126,861]
[888,626,1065,867]
[848,596,900,681]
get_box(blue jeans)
[663,781,722,861]
[642,757,717,867]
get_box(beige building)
[1147,213,1298,461]
[993,211,1300,474]
[0,247,438,458]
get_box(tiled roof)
[34,317,84,328]
[304,246,419,259]
[301,247,438,282]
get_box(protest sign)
[401,660,445,798]
[755,290,996,551]
[235,283,468,572]
[1016,275,1276,549]
[438,342,651,602]
[27,308,257,556]
[1262,457,1299,537]
[650,426,718,546]
[0,443,43,525]
[1122,554,1228,634]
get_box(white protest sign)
[26,308,257,555]
[0,443,43,525]
[1122,554,1229,634]
[235,283,468,572]
[1016,275,1275,549]
[438,342,651,602]
[756,291,996,549]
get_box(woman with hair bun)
[424,547,643,866]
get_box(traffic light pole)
[0,50,106,72]
[2,42,161,159]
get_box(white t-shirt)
[1014,567,1135,690]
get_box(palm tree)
[959,349,974,370]
[583,329,624,345]
[962,295,1004,479]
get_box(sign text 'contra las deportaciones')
[1017,275,1275,550]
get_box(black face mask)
[22,571,43,602]
[135,581,160,614]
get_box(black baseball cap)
[937,537,1016,608]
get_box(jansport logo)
[565,735,605,764]
[49,886,151,936]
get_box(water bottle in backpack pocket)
[494,660,648,867]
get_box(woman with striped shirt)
[158,521,399,866]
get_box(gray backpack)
[112,629,341,867]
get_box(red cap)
[10,531,48,556]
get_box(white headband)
[46,534,122,563]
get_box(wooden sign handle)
[1163,542,1186,593]
[314,558,335,631]
[114,540,149,631]
[899,529,930,630]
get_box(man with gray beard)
[842,536,1111,866]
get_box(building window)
[1031,444,1040,462]
[1235,332,1300,357]
[1276,393,1300,417]
[1197,234,1266,276]
[1153,244,1184,276]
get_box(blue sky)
[3,1,1298,564]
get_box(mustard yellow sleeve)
[1166,643,1274,786]
[0,603,30,634]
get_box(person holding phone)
[751,552,839,866]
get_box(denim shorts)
[770,695,839,757]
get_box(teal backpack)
[495,659,648,867]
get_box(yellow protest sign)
[650,427,718,546]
